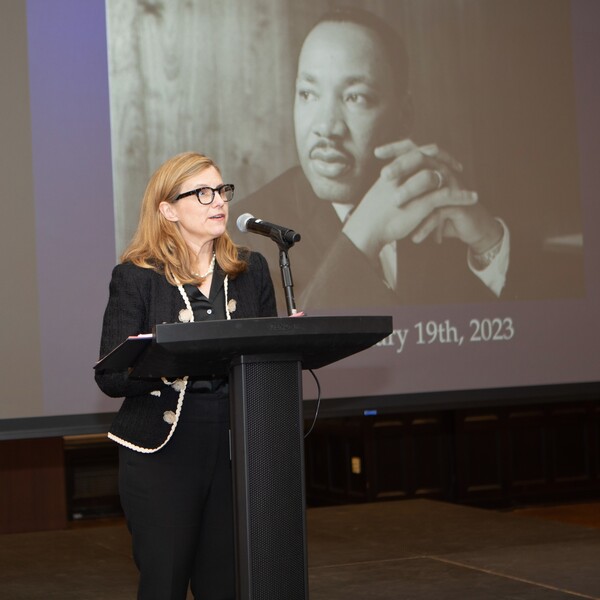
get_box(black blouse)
[183,268,228,393]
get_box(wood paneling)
[305,411,452,505]
[305,400,600,508]
[0,438,67,533]
[4,398,599,533]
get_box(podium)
[96,315,392,599]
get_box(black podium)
[96,315,392,599]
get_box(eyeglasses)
[175,183,235,205]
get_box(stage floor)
[1,499,599,599]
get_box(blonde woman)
[96,152,276,600]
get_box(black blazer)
[95,252,277,452]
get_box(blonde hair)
[121,152,247,285]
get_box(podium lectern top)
[94,315,392,379]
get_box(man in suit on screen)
[232,7,555,310]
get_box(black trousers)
[118,393,235,600]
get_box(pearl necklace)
[176,271,232,322]
[193,252,216,279]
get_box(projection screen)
[1,0,599,439]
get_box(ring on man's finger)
[433,169,445,190]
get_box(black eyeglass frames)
[175,183,235,205]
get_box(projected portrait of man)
[233,8,512,309]
[107,1,584,312]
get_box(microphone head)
[236,213,254,233]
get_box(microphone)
[236,213,301,246]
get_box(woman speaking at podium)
[95,152,277,600]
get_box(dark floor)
[1,499,599,599]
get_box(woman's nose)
[212,189,225,206]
